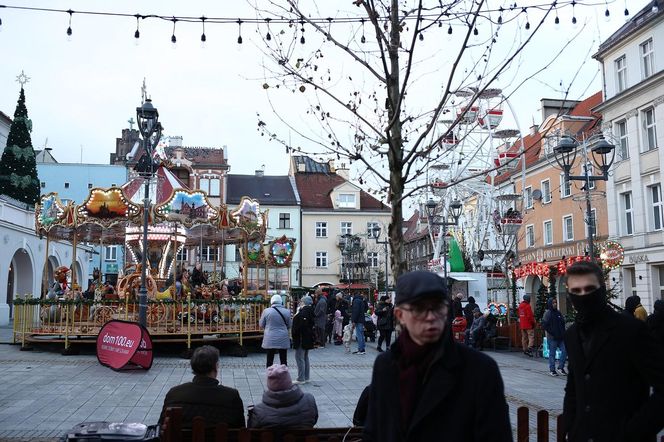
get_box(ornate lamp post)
[136,98,162,327]
[371,226,389,297]
[425,198,463,282]
[553,134,615,260]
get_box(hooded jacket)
[248,385,318,429]
[541,298,566,341]
[518,300,536,330]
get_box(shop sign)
[628,254,649,264]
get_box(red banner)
[96,320,153,371]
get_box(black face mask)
[568,286,607,325]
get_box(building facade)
[495,93,608,314]
[224,171,301,285]
[595,4,664,312]
[291,156,391,288]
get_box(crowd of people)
[158,262,664,441]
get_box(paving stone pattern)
[0,327,567,440]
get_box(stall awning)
[334,283,372,289]
[449,275,478,282]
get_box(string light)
[419,31,424,41]
[523,8,530,30]
[299,19,305,44]
[360,18,366,43]
[603,1,610,21]
[497,7,503,25]
[200,16,207,48]
[66,9,73,40]
[265,17,272,41]
[572,1,578,27]
[170,17,177,48]
[134,14,140,44]
[237,19,243,44]
[447,24,453,39]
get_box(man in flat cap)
[363,271,512,442]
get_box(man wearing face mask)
[562,261,664,441]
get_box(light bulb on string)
[571,1,578,28]
[200,16,207,49]
[300,20,305,44]
[171,17,177,49]
[0,17,3,33]
[473,27,479,41]
[237,19,243,45]
[360,18,366,44]
[66,9,73,41]
[447,24,453,41]
[265,18,272,41]
[605,8,611,22]
[134,14,140,46]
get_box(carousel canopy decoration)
[35,192,68,233]
[268,235,296,267]
[231,197,267,239]
[76,187,141,227]
[154,188,219,228]
[244,240,265,264]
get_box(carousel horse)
[44,266,70,322]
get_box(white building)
[595,3,664,311]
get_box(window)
[543,220,553,245]
[526,225,535,248]
[315,251,328,268]
[641,38,655,79]
[367,252,379,267]
[623,192,634,235]
[650,184,663,231]
[626,267,638,296]
[524,186,533,209]
[587,209,597,238]
[202,246,219,262]
[563,215,574,241]
[234,247,241,262]
[340,221,353,235]
[560,174,571,198]
[104,246,117,262]
[642,107,657,152]
[40,181,46,188]
[367,222,380,238]
[338,193,356,208]
[199,177,221,196]
[279,213,291,229]
[658,266,664,298]
[177,247,189,261]
[64,182,70,189]
[615,55,627,92]
[315,221,328,237]
[541,179,551,204]
[615,120,629,160]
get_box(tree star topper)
[16,70,31,87]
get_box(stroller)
[364,313,377,342]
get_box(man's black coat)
[159,375,246,429]
[292,305,315,350]
[363,336,512,442]
[563,307,664,441]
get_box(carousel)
[12,166,296,351]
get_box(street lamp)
[371,226,389,297]
[136,98,162,327]
[553,134,615,260]
[425,198,463,282]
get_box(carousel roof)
[122,165,189,206]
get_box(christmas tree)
[0,86,40,205]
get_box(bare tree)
[253,0,586,282]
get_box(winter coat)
[634,304,648,322]
[248,386,318,429]
[563,307,664,441]
[452,298,463,318]
[158,375,245,429]
[463,300,479,328]
[363,334,512,442]
[647,308,664,350]
[541,298,566,341]
[518,300,536,330]
[351,296,367,324]
[314,296,327,329]
[292,305,314,350]
[260,305,291,349]
[375,301,394,331]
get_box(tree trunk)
[386,0,407,285]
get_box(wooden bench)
[160,407,363,442]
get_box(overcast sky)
[0,0,653,181]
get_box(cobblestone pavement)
[0,327,567,440]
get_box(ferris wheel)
[426,86,525,274]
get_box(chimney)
[169,136,183,148]
[255,169,264,177]
[336,162,349,180]
[297,163,306,172]
[530,124,538,136]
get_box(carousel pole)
[213,241,218,284]
[42,234,50,298]
[99,238,104,285]
[71,232,77,289]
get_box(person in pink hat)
[247,364,318,429]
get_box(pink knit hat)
[266,364,292,391]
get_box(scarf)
[397,329,435,427]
